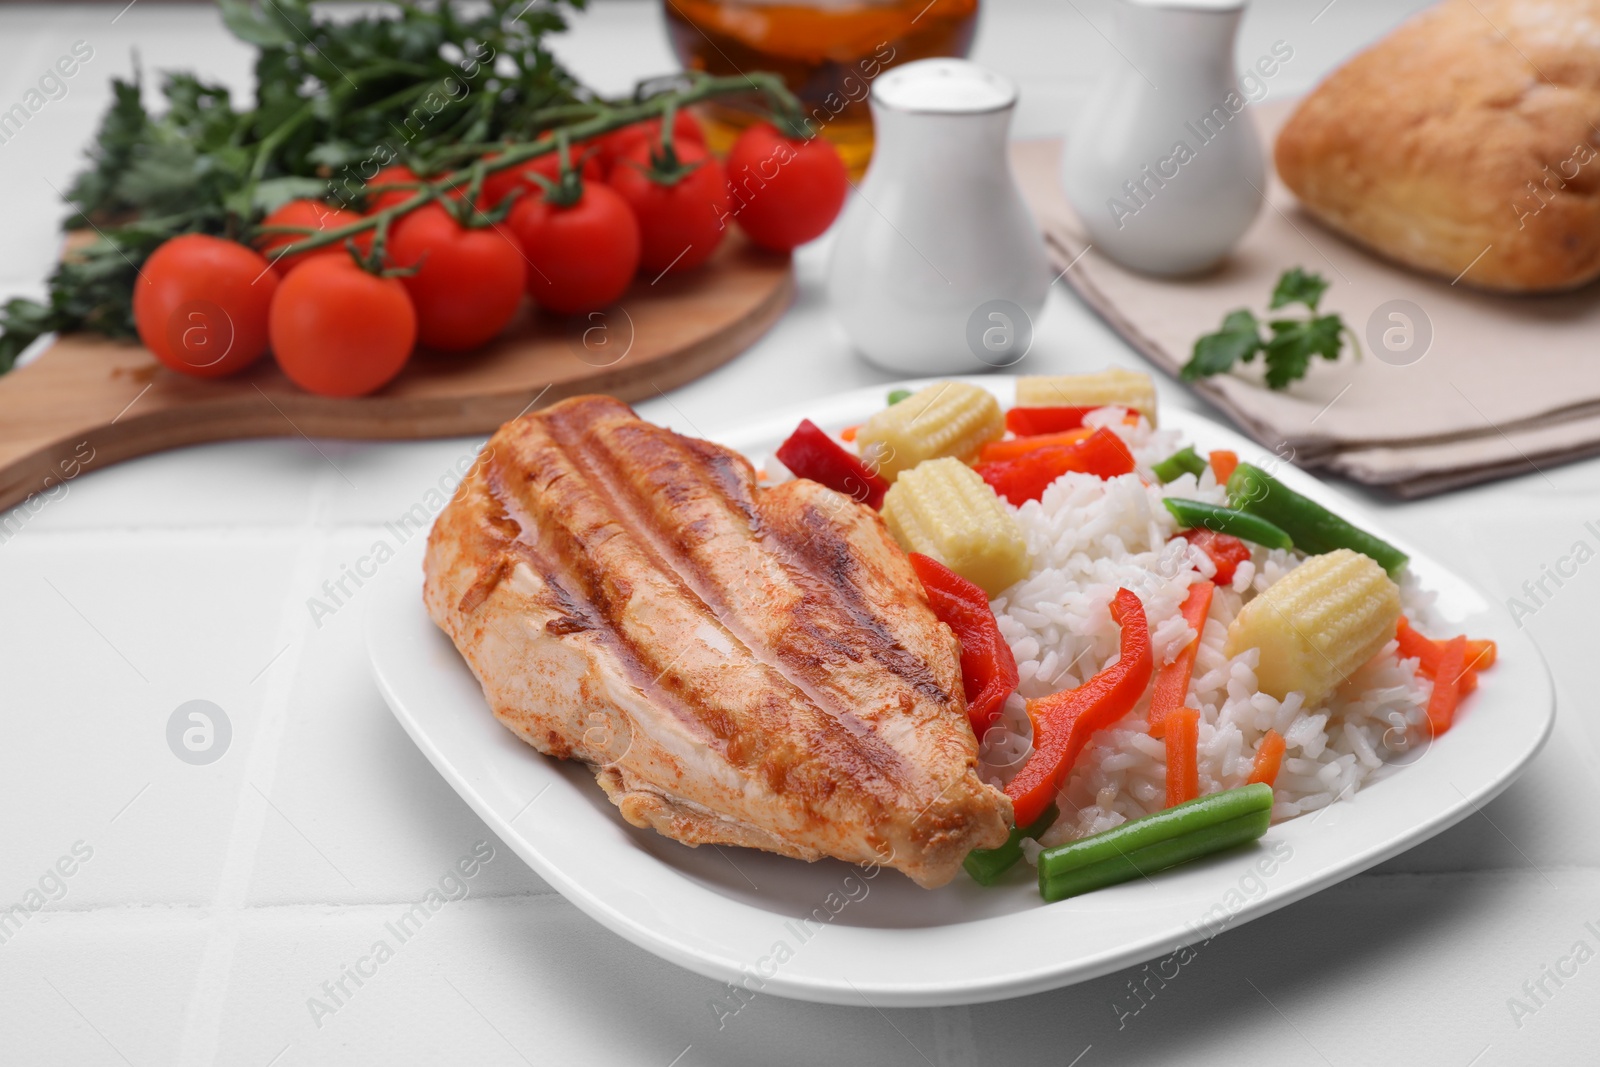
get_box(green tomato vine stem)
[265,72,803,262]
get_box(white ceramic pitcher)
[1061,0,1264,276]
[828,59,1050,375]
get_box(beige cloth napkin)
[1010,105,1600,498]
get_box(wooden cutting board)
[0,233,791,512]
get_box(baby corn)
[857,382,1004,482]
[883,458,1029,597]
[1224,548,1401,704]
[1016,367,1158,427]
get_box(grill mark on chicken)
[609,420,939,728]
[539,402,918,787]
[765,500,955,704]
[484,460,721,748]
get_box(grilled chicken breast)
[424,396,1012,887]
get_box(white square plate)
[365,378,1554,1006]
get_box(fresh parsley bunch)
[1181,268,1357,390]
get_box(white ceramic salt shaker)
[1061,0,1264,276]
[828,59,1050,375]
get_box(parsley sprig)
[1181,268,1358,390]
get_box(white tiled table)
[3,2,1596,1064]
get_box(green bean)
[1225,463,1408,577]
[1037,784,1273,902]
[1151,445,1208,484]
[887,388,912,406]
[964,804,1058,886]
[1163,498,1294,550]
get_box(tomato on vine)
[478,145,604,209]
[257,199,369,275]
[269,252,415,397]
[508,169,641,315]
[725,122,848,251]
[366,165,424,212]
[608,134,730,275]
[133,234,278,378]
[387,201,527,351]
[595,111,703,174]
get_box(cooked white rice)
[974,408,1440,847]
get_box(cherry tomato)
[478,147,604,209]
[269,254,415,397]
[256,199,369,275]
[387,202,527,351]
[725,123,848,251]
[608,139,731,275]
[596,112,704,174]
[366,165,423,212]
[132,234,277,378]
[508,181,641,315]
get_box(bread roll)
[1275,0,1600,293]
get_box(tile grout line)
[173,469,340,1067]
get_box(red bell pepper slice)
[1005,406,1097,437]
[908,553,1018,742]
[774,419,889,509]
[1179,528,1251,585]
[1005,588,1153,827]
[976,428,1136,506]
[1147,580,1214,738]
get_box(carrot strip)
[1208,449,1238,484]
[1394,616,1436,664]
[1247,730,1285,787]
[1397,617,1494,695]
[1426,636,1467,736]
[1164,707,1200,807]
[839,424,859,443]
[1148,581,1215,738]
[979,428,1095,463]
